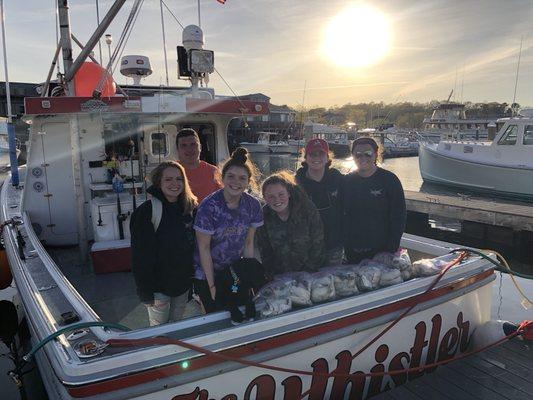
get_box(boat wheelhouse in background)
[419,102,495,141]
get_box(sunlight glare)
[321,4,391,68]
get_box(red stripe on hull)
[67,269,493,398]
[24,97,141,115]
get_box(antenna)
[446,89,453,103]
[197,0,201,27]
[512,36,523,113]
[460,64,465,103]
[453,67,458,101]
[159,0,170,86]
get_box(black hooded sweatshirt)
[129,186,195,303]
[295,166,344,251]
[341,167,406,262]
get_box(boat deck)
[374,338,533,400]
[48,246,149,329]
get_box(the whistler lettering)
[172,312,471,400]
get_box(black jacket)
[341,167,406,261]
[295,166,344,250]
[129,186,195,303]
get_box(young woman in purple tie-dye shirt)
[193,147,263,313]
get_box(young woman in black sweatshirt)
[342,137,406,263]
[295,138,344,266]
[130,161,198,326]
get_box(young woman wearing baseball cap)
[295,138,344,266]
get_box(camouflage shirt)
[257,194,326,276]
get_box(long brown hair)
[221,147,260,192]
[150,161,198,215]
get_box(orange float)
[74,62,116,97]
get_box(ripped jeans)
[145,291,203,326]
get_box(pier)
[404,191,533,231]
[374,338,533,400]
[404,191,533,271]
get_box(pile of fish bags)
[257,249,452,318]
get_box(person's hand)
[209,284,216,301]
[142,301,154,307]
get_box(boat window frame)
[497,124,518,146]
[150,131,169,157]
[523,125,533,145]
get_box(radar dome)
[120,55,152,85]
[182,25,204,51]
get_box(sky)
[3,0,533,108]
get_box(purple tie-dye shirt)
[193,189,263,279]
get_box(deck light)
[180,361,190,369]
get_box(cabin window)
[497,125,518,145]
[524,125,533,145]
[151,132,168,156]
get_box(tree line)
[298,101,519,129]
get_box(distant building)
[228,93,299,148]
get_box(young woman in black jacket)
[130,161,199,326]
[295,138,344,266]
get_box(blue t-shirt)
[193,189,263,279]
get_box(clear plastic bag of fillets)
[350,262,382,291]
[412,254,457,277]
[256,278,293,318]
[321,266,359,297]
[274,272,313,307]
[350,260,402,290]
[373,249,414,281]
[310,271,336,303]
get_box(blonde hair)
[150,161,198,215]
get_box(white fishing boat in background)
[0,2,515,400]
[418,109,533,199]
[240,132,296,154]
[304,121,352,157]
[419,101,495,142]
[239,131,271,153]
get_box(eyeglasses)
[354,150,374,159]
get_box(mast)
[0,0,18,187]
[57,0,88,259]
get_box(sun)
[321,4,391,68]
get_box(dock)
[404,190,533,232]
[374,338,532,400]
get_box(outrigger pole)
[0,0,19,187]
[57,0,126,261]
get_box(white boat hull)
[127,284,493,400]
[419,143,533,199]
[240,143,270,153]
[269,143,293,154]
[1,169,495,399]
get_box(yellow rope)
[483,249,532,309]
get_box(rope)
[160,0,250,112]
[452,248,532,307]
[107,321,531,381]
[94,0,145,95]
[107,252,507,386]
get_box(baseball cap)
[305,138,329,154]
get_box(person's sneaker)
[230,308,244,325]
